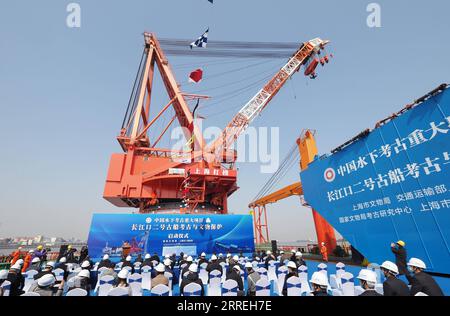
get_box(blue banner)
[87,214,255,261]
[301,87,450,274]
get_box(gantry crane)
[103,32,330,214]
[249,130,337,254]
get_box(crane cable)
[252,140,301,204]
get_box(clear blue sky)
[0,0,449,241]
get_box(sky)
[0,0,449,241]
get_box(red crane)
[103,32,330,214]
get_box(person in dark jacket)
[226,265,244,295]
[98,254,113,269]
[142,254,153,268]
[380,261,409,296]
[6,263,25,296]
[149,253,160,266]
[198,252,208,266]
[180,256,194,279]
[282,261,299,296]
[27,257,42,272]
[226,255,239,278]
[65,245,77,264]
[55,257,69,281]
[357,269,383,296]
[121,256,135,274]
[180,264,204,296]
[294,252,306,268]
[264,251,276,269]
[34,261,56,280]
[390,241,407,275]
[406,258,444,296]
[163,258,174,275]
[134,254,143,264]
[78,246,89,264]
[206,255,223,277]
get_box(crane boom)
[207,38,330,160]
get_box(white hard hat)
[310,271,328,287]
[211,255,217,261]
[78,269,90,278]
[187,256,193,262]
[46,261,55,268]
[81,261,90,268]
[155,263,165,273]
[38,274,56,287]
[201,252,206,257]
[280,251,284,254]
[11,263,21,270]
[266,250,271,255]
[381,261,399,275]
[233,255,239,261]
[226,253,231,258]
[321,242,325,246]
[408,258,426,269]
[126,256,132,262]
[32,257,40,263]
[219,253,223,257]
[0,270,8,279]
[295,252,302,257]
[245,262,253,269]
[233,265,241,272]
[118,268,129,279]
[255,257,260,261]
[183,254,188,259]
[163,258,171,266]
[144,254,151,259]
[189,264,198,273]
[16,259,24,266]
[287,261,297,269]
[291,249,296,253]
[29,250,35,253]
[59,257,67,263]
[103,254,110,260]
[357,269,377,284]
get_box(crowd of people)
[0,240,445,296]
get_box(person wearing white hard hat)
[68,269,92,295]
[310,271,330,296]
[31,274,64,296]
[282,261,299,296]
[198,252,208,266]
[5,263,25,296]
[98,254,113,269]
[357,269,382,296]
[163,258,174,276]
[180,256,194,278]
[121,255,135,274]
[225,255,240,278]
[10,246,23,265]
[114,268,132,296]
[142,253,153,268]
[180,263,205,296]
[225,264,244,295]
[55,257,69,281]
[245,262,260,296]
[380,261,409,296]
[206,254,223,280]
[151,263,169,289]
[27,256,41,272]
[294,252,306,267]
[264,250,276,269]
[407,258,444,296]
[34,261,56,281]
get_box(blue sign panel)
[87,214,255,261]
[301,87,450,274]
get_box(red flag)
[189,69,203,83]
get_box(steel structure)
[250,130,337,254]
[103,32,330,214]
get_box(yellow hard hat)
[397,241,406,247]
[37,245,43,250]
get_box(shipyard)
[0,0,449,309]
